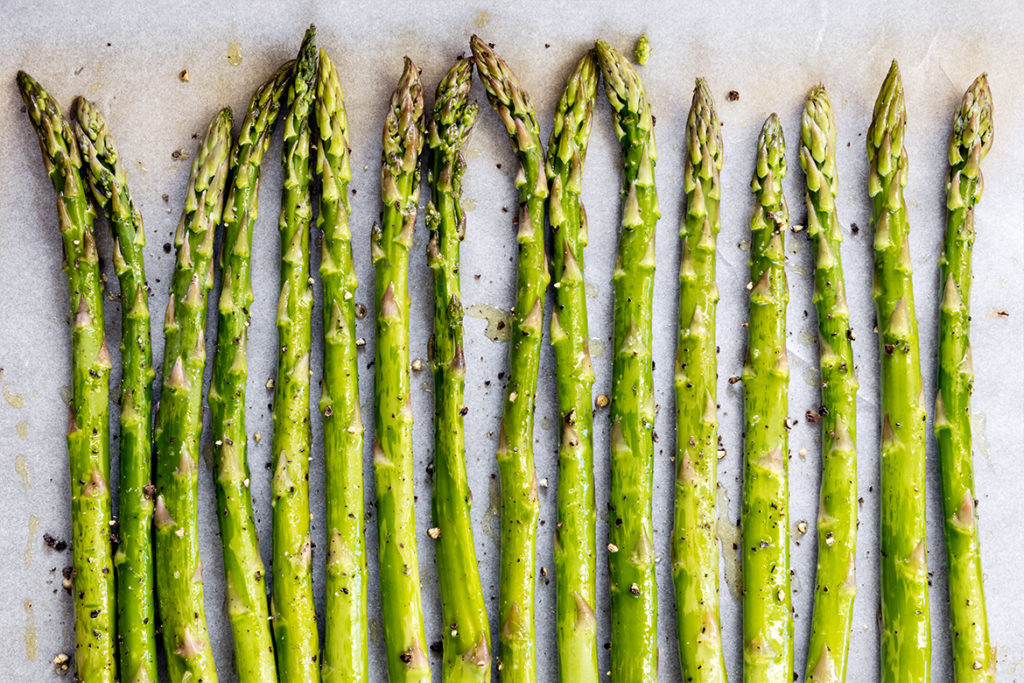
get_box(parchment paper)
[1,1,1022,680]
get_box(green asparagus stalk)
[595,39,660,682]
[742,114,792,683]
[373,56,430,683]
[207,62,292,682]
[426,57,492,683]
[316,48,369,683]
[868,60,930,683]
[800,85,859,683]
[270,26,320,682]
[671,78,727,683]
[17,72,117,683]
[73,96,158,683]
[936,74,995,682]
[153,106,232,683]
[546,50,599,683]
[470,35,550,682]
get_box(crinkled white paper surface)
[1,1,1022,680]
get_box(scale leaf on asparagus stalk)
[17,71,117,683]
[742,114,793,683]
[470,35,550,683]
[937,74,995,683]
[74,96,159,683]
[671,78,727,683]
[373,57,431,683]
[207,61,292,682]
[546,50,600,683]
[270,26,321,682]
[317,48,370,683]
[153,106,232,683]
[426,57,493,683]
[595,39,660,682]
[868,61,930,683]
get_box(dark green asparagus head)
[182,107,233,240]
[428,58,478,168]
[867,60,907,207]
[752,113,787,206]
[594,40,657,163]
[947,74,992,208]
[17,72,88,200]
[547,50,599,172]
[73,97,139,221]
[470,35,542,157]
[380,57,425,205]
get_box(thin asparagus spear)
[937,74,995,682]
[316,48,369,683]
[671,78,727,683]
[373,57,430,683]
[153,106,232,683]
[742,114,793,683]
[800,85,859,683]
[17,71,117,683]
[546,50,599,683]
[207,62,292,682]
[426,57,492,683]
[595,39,660,682]
[271,26,320,682]
[470,35,550,682]
[73,96,158,683]
[868,60,930,683]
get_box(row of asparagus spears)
[18,25,993,683]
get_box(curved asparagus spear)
[373,57,430,683]
[595,39,660,682]
[153,106,232,683]
[426,57,492,683]
[868,61,930,683]
[470,36,550,682]
[671,78,727,683]
[937,75,994,683]
[742,114,792,683]
[800,85,859,683]
[73,96,158,683]
[316,48,369,683]
[207,62,292,682]
[546,51,599,683]
[17,72,117,683]
[271,26,320,682]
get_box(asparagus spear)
[671,78,727,683]
[373,57,430,683]
[936,75,994,682]
[470,35,549,681]
[316,48,369,683]
[153,106,232,683]
[742,114,793,683]
[595,39,660,681]
[868,61,930,683]
[73,96,158,683]
[426,57,493,683]
[546,51,599,683]
[270,26,320,682]
[207,62,292,682]
[800,85,859,683]
[17,71,117,683]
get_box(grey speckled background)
[1,1,1022,680]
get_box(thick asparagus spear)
[671,78,727,683]
[868,61,930,683]
[546,51,599,683]
[17,72,117,683]
[595,39,660,681]
[469,35,550,682]
[937,75,994,682]
[373,57,430,683]
[426,57,493,683]
[270,26,320,682]
[800,85,859,683]
[799,82,861,683]
[73,96,158,683]
[207,62,292,682]
[153,107,232,683]
[742,114,792,683]
[316,48,369,683]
